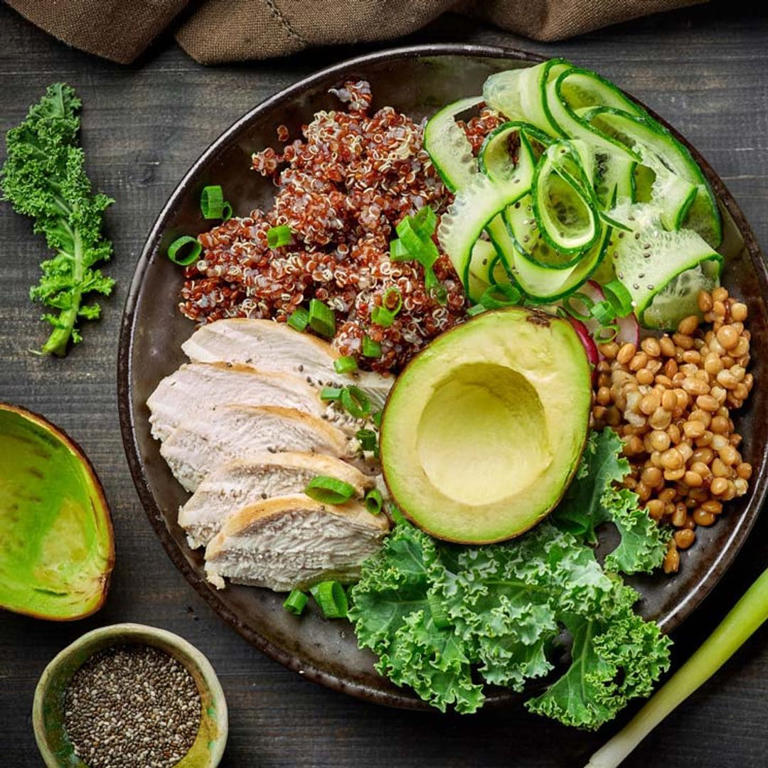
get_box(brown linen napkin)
[6,0,704,65]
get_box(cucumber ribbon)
[423,60,724,329]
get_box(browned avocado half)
[0,404,114,620]
[380,308,592,544]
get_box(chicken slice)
[181,318,392,409]
[160,405,352,492]
[147,363,326,442]
[204,494,390,592]
[178,452,375,549]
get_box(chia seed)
[63,644,201,768]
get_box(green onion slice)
[287,307,309,332]
[383,286,403,314]
[362,335,382,358]
[320,386,343,402]
[479,283,522,309]
[333,355,358,374]
[267,225,293,249]
[594,323,619,342]
[310,581,348,619]
[372,410,383,428]
[308,298,336,338]
[603,279,633,317]
[221,201,233,221]
[412,205,438,239]
[200,185,230,219]
[591,300,616,326]
[304,475,356,505]
[283,589,308,616]
[167,236,202,266]
[371,305,396,327]
[356,429,378,453]
[562,292,595,322]
[341,385,371,419]
[428,593,452,630]
[467,304,487,317]
[389,238,411,262]
[364,488,384,515]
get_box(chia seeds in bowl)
[33,623,227,768]
[64,645,201,768]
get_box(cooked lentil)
[63,644,201,768]
[593,288,753,572]
[179,82,504,374]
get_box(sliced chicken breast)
[181,318,392,409]
[160,405,352,492]
[204,494,390,592]
[179,452,375,549]
[147,363,326,441]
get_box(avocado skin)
[0,404,114,621]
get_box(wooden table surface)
[2,2,768,766]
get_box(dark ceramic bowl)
[118,44,768,709]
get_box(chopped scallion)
[372,410,383,428]
[267,225,293,249]
[283,589,308,616]
[467,304,487,317]
[371,305,396,327]
[602,279,633,317]
[320,386,343,402]
[364,488,384,515]
[200,185,232,220]
[333,355,358,374]
[287,307,309,332]
[389,238,411,262]
[428,593,452,629]
[562,292,595,322]
[304,475,356,505]
[382,286,403,314]
[167,236,202,266]
[341,385,371,419]
[591,300,616,326]
[308,298,336,338]
[479,283,522,309]
[310,580,348,619]
[362,335,381,358]
[356,428,378,453]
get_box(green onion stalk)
[586,566,768,768]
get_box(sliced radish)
[569,317,599,380]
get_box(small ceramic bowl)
[33,623,228,768]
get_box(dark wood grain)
[1,3,767,766]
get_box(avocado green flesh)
[0,409,113,619]
[381,308,591,543]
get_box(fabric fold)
[6,0,704,66]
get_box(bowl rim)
[32,622,228,767]
[117,42,768,710]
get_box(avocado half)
[0,404,114,620]
[380,308,592,544]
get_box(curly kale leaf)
[348,520,671,728]
[553,428,669,574]
[1,83,114,356]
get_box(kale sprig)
[1,83,114,356]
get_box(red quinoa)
[179,82,501,373]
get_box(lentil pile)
[180,80,475,373]
[64,644,201,768]
[592,287,753,573]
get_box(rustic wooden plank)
[1,1,767,765]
